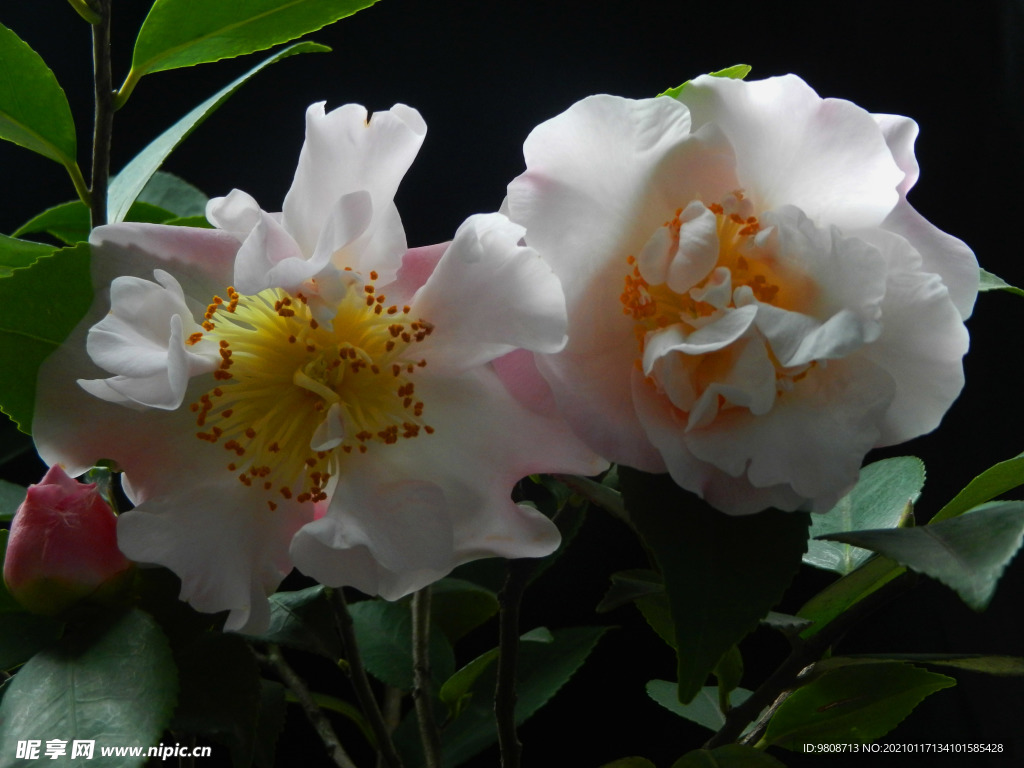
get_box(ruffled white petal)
[282,102,426,281]
[678,74,904,229]
[411,213,569,370]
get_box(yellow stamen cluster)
[188,273,435,511]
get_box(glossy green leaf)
[646,681,753,732]
[828,654,1024,676]
[805,457,924,575]
[0,23,77,169]
[437,627,552,715]
[760,611,813,636]
[671,745,786,768]
[136,171,209,217]
[171,632,263,767]
[0,243,92,433]
[932,450,1024,523]
[0,609,178,763]
[349,597,454,691]
[979,267,1024,297]
[660,64,752,99]
[622,468,809,703]
[251,584,344,660]
[597,569,663,613]
[762,662,954,750]
[400,626,608,768]
[15,200,177,246]
[797,555,904,639]
[429,577,499,644]
[822,501,1024,610]
[108,41,329,224]
[0,235,56,277]
[122,0,377,102]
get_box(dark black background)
[2,1,1023,766]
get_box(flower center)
[620,192,820,423]
[188,272,434,510]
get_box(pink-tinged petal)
[492,348,562,419]
[388,241,449,306]
[679,75,903,229]
[412,213,568,370]
[281,103,426,270]
[89,223,238,301]
[118,482,312,633]
[878,199,978,319]
[874,113,920,195]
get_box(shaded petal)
[878,199,978,319]
[118,482,311,633]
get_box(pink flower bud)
[3,465,133,616]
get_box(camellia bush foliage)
[1,2,1023,767]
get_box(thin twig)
[495,559,534,768]
[411,588,442,768]
[704,569,918,748]
[257,644,359,768]
[89,0,113,228]
[329,588,405,768]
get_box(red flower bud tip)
[3,465,133,616]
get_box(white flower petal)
[679,74,903,229]
[411,213,569,370]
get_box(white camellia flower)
[506,74,977,515]
[34,103,605,633]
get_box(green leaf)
[762,662,954,749]
[0,235,56,277]
[251,584,344,659]
[760,611,813,636]
[622,468,809,703]
[671,744,786,768]
[137,171,209,218]
[713,645,744,703]
[14,200,177,246]
[0,479,25,522]
[0,612,63,671]
[827,654,1024,676]
[171,632,263,767]
[797,555,904,639]
[400,626,608,768]
[597,568,663,613]
[659,64,752,99]
[437,627,552,716]
[429,578,499,644]
[979,267,1024,297]
[108,41,329,224]
[0,243,92,433]
[348,598,454,691]
[932,449,1024,523]
[646,681,753,732]
[805,457,924,575]
[821,501,1024,610]
[0,608,178,764]
[0,23,77,169]
[122,0,378,100]
[601,759,657,768]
